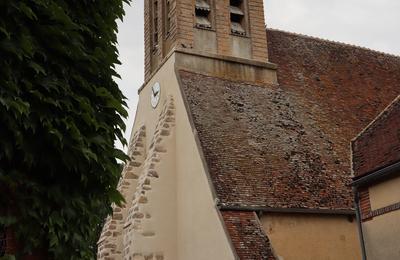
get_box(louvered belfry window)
[165,0,173,35]
[195,0,212,29]
[153,0,159,49]
[230,0,246,35]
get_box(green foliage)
[0,0,130,259]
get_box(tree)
[0,0,130,259]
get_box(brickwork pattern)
[176,0,194,49]
[144,0,152,80]
[359,188,372,221]
[248,0,268,61]
[364,201,400,221]
[352,96,400,178]
[222,211,276,260]
[145,0,271,78]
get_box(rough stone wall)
[144,0,151,80]
[176,0,194,50]
[98,97,176,260]
[123,96,175,259]
[352,96,400,178]
[215,0,231,56]
[98,126,147,259]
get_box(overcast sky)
[115,0,400,150]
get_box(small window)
[230,0,246,35]
[153,0,159,50]
[165,0,173,35]
[195,0,212,29]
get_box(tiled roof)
[352,95,400,177]
[222,211,276,260]
[178,29,400,210]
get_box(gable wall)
[124,54,236,259]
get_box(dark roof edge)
[267,28,400,59]
[351,95,400,143]
[352,160,400,187]
[219,205,355,215]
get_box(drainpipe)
[354,188,367,260]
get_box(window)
[195,0,212,29]
[230,0,246,35]
[153,0,159,50]
[165,0,173,35]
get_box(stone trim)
[362,201,400,221]
[97,126,147,259]
[122,96,175,260]
[98,96,176,259]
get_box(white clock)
[151,82,161,108]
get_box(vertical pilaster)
[215,0,231,56]
[248,0,268,61]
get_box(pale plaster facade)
[363,210,400,260]
[361,174,400,260]
[369,174,400,211]
[98,54,238,260]
[260,213,361,260]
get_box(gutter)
[218,205,355,215]
[354,189,367,260]
[352,161,400,187]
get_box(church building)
[97,0,400,259]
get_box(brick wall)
[215,0,231,56]
[176,0,194,49]
[359,188,372,221]
[248,0,268,61]
[144,0,270,79]
[352,96,400,178]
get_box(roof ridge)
[267,27,400,59]
[352,95,400,142]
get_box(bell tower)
[144,0,269,80]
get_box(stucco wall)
[369,174,400,210]
[362,210,400,260]
[260,213,361,260]
[131,54,236,260]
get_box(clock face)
[151,82,161,108]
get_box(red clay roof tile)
[352,96,400,177]
[178,29,400,210]
[222,211,276,260]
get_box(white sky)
[115,0,400,150]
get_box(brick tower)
[144,0,270,80]
[97,1,277,259]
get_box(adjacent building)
[352,96,400,260]
[97,0,400,259]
